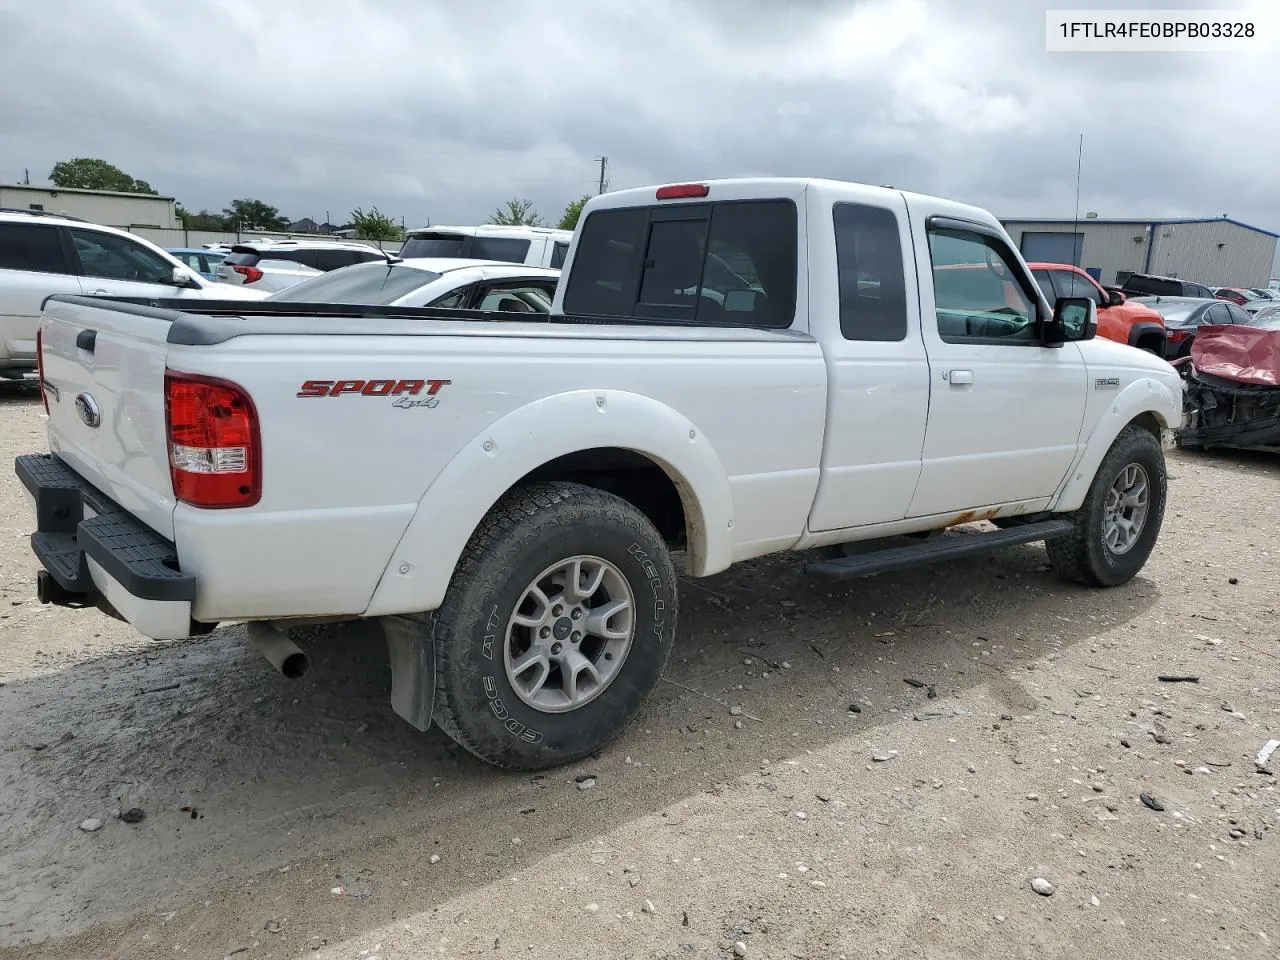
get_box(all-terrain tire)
[430,481,678,770]
[1046,424,1167,587]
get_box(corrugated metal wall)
[1146,221,1276,288]
[1003,221,1151,284]
[0,186,179,228]
[1003,219,1277,287]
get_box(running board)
[805,518,1075,581]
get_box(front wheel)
[1046,425,1167,587]
[430,481,679,770]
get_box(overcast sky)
[1,0,1277,237]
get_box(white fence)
[122,225,402,255]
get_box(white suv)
[399,225,574,269]
[0,209,265,380]
[215,238,391,294]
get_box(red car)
[1213,287,1259,307]
[1027,263,1167,355]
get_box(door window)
[833,202,908,341]
[0,223,70,274]
[1054,270,1104,306]
[550,241,570,269]
[428,289,471,309]
[70,229,173,283]
[1031,269,1060,306]
[928,228,1039,344]
[477,281,556,313]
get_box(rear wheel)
[430,482,678,770]
[1046,425,1167,586]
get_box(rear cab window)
[562,199,797,328]
[833,202,907,341]
[1123,276,1180,297]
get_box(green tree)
[223,198,289,231]
[49,157,157,194]
[557,194,590,231]
[176,206,231,231]
[349,206,404,241]
[489,197,544,227]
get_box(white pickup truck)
[17,177,1183,770]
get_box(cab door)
[906,216,1089,518]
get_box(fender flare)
[363,388,735,617]
[1126,322,1167,350]
[1051,377,1181,513]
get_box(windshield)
[265,261,441,304]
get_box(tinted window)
[1031,269,1059,304]
[833,202,907,341]
[312,249,366,271]
[399,234,466,258]
[1224,303,1252,325]
[1123,275,1180,297]
[470,237,530,263]
[1054,270,1103,306]
[223,252,260,267]
[264,261,441,304]
[562,208,648,316]
[0,223,69,274]
[428,289,471,309]
[564,201,796,329]
[259,250,319,270]
[1190,283,1214,298]
[550,241,569,269]
[1202,303,1230,325]
[928,228,1038,344]
[70,229,172,283]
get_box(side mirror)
[170,266,199,287]
[1106,289,1125,307]
[1042,297,1097,346]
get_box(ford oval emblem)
[74,393,101,428]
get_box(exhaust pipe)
[246,621,309,679]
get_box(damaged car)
[1175,315,1280,452]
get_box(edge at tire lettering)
[481,603,500,661]
[628,542,667,639]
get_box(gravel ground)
[0,380,1277,960]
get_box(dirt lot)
[0,378,1277,960]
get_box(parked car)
[1212,286,1259,306]
[18,177,1182,771]
[168,247,228,281]
[1248,288,1280,300]
[399,225,573,269]
[1246,304,1280,328]
[1128,295,1252,358]
[1176,320,1280,451]
[1028,262,1165,354]
[267,258,560,312]
[1120,273,1215,299]
[1241,298,1277,316]
[215,238,391,293]
[0,209,264,380]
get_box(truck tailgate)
[40,297,176,540]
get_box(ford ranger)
[16,178,1184,770]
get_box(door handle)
[76,329,97,353]
[946,369,974,385]
[90,289,108,295]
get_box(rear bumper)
[15,453,205,640]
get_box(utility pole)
[23,168,29,185]
[596,156,609,195]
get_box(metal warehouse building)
[1000,216,1278,289]
[0,183,180,229]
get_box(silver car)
[215,239,391,294]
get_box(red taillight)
[233,264,264,284]
[35,327,48,414]
[1167,329,1190,343]
[655,183,710,200]
[164,371,261,508]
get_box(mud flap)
[381,615,436,732]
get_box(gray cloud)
[0,0,1276,248]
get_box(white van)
[398,224,574,269]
